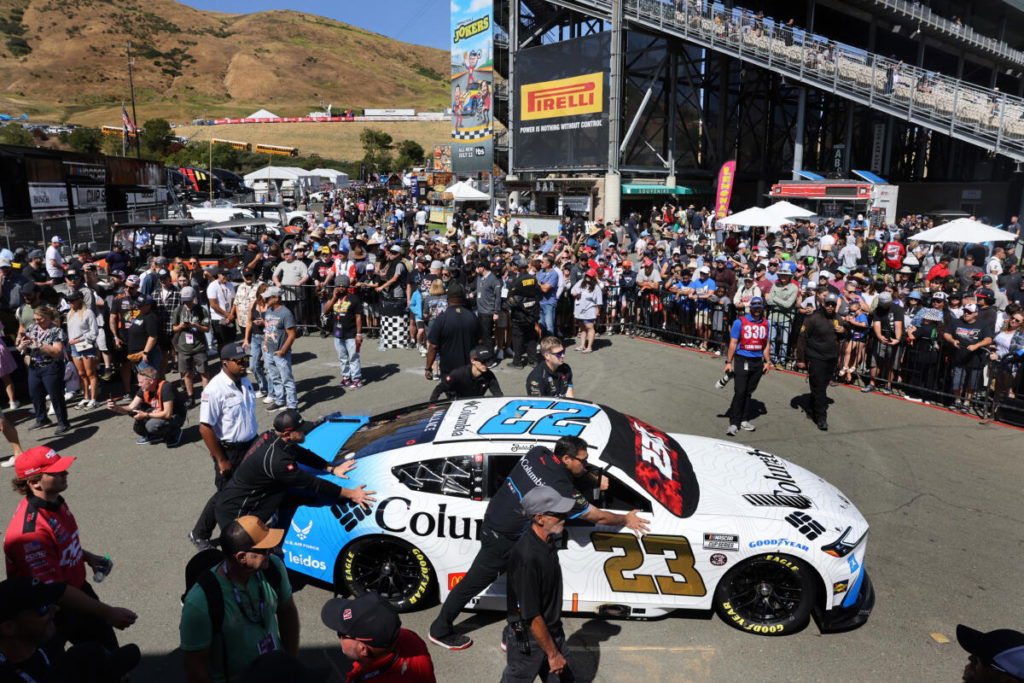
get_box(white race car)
[285,399,874,636]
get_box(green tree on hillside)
[140,118,173,156]
[393,139,426,171]
[67,127,104,153]
[0,123,33,146]
[359,127,393,175]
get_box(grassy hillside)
[0,0,449,125]
[176,121,453,161]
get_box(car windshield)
[335,403,450,463]
[597,405,700,518]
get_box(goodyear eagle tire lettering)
[712,553,815,636]
[338,537,438,613]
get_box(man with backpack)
[106,366,186,446]
[179,516,299,683]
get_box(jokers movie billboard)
[451,0,494,174]
[513,33,610,171]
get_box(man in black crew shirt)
[213,409,376,532]
[526,337,574,398]
[502,486,575,682]
[424,283,483,379]
[428,436,648,651]
[430,346,503,401]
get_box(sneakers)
[188,531,215,552]
[861,385,875,393]
[739,421,756,431]
[54,425,70,436]
[0,456,13,468]
[84,400,97,409]
[77,399,90,409]
[262,396,276,405]
[136,436,151,445]
[7,401,20,411]
[428,632,473,651]
[254,390,265,398]
[267,404,286,412]
[725,424,739,437]
[348,379,365,389]
[28,420,52,431]
[418,344,428,357]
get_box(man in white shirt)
[45,235,65,281]
[206,268,236,348]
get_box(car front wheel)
[290,217,308,230]
[713,553,816,636]
[338,536,437,612]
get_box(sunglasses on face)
[229,357,250,366]
[547,349,565,358]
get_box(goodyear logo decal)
[453,15,490,43]
[521,72,603,121]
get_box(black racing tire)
[713,553,816,636]
[281,237,296,251]
[289,217,308,230]
[337,536,437,613]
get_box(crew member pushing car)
[429,346,503,401]
[428,436,649,651]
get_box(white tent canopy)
[243,167,304,182]
[445,180,490,202]
[716,206,792,230]
[246,108,278,119]
[310,168,350,186]
[765,200,816,219]
[911,218,1019,243]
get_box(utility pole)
[127,41,141,158]
[209,138,214,203]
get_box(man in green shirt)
[179,516,299,683]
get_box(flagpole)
[127,41,140,159]
[121,101,126,156]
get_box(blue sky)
[181,0,452,50]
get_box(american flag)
[121,103,136,135]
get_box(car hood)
[671,434,868,538]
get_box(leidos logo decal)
[521,73,603,121]
[286,550,327,571]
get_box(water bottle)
[93,555,113,583]
[714,371,734,390]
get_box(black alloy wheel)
[713,553,815,636]
[338,537,437,612]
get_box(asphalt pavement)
[1,332,1019,682]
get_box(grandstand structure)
[492,0,1024,220]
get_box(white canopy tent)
[244,166,320,201]
[910,218,1018,243]
[310,168,350,187]
[765,200,816,219]
[716,206,792,231]
[445,180,490,202]
[245,108,279,119]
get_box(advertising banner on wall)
[450,0,494,174]
[512,32,610,171]
[714,160,736,218]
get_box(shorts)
[415,319,426,330]
[577,317,595,325]
[69,343,97,359]
[871,342,899,366]
[178,351,209,375]
[694,309,711,325]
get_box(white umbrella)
[911,218,1018,243]
[765,200,816,219]
[716,206,792,229]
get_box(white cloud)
[467,0,491,12]
[451,1,460,13]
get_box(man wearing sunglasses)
[191,343,259,551]
[526,337,574,399]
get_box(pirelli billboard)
[513,32,610,171]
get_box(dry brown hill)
[0,0,449,125]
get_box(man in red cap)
[3,447,137,653]
[321,592,435,682]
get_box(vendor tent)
[310,168,350,186]
[765,200,816,219]
[910,218,1018,243]
[445,180,490,202]
[716,206,791,230]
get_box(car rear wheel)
[713,553,815,636]
[289,217,308,230]
[338,537,437,612]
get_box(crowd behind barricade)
[1,184,1024,680]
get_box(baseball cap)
[0,258,11,268]
[52,642,142,683]
[908,291,922,300]
[932,291,948,301]
[110,270,126,280]
[699,266,710,274]
[273,409,313,435]
[877,292,893,304]
[319,246,331,254]
[642,258,654,267]
[388,245,402,254]
[65,289,84,303]
[158,269,170,279]
[622,260,633,268]
[180,286,196,302]
[50,235,63,243]
[430,260,444,270]
[957,624,1024,678]
[228,516,284,551]
[335,274,351,287]
[778,264,793,275]
[521,485,576,517]
[977,288,994,300]
[15,446,75,479]
[263,286,282,299]
[27,249,43,260]
[749,297,765,308]
[0,577,66,622]
[586,267,598,278]
[470,345,498,368]
[126,274,141,286]
[818,271,832,280]
[219,341,249,360]
[964,303,979,313]
[446,282,466,299]
[321,592,401,649]
[823,293,839,305]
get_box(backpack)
[182,548,283,679]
